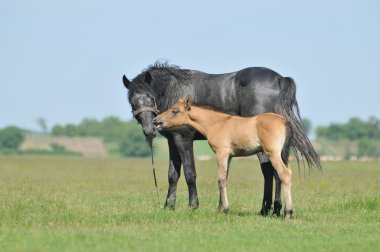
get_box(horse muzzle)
[152,118,164,131]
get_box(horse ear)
[144,71,152,84]
[179,96,186,103]
[122,75,131,89]
[184,95,192,111]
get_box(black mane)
[132,60,191,86]
[129,60,192,107]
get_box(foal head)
[153,96,192,131]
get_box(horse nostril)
[152,118,163,127]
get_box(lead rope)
[149,141,160,206]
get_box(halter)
[132,97,160,117]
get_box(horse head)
[123,72,159,141]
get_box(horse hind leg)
[257,153,274,216]
[273,169,282,217]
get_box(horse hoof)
[273,201,282,216]
[260,208,270,216]
[188,201,199,209]
[164,200,176,210]
[272,206,281,217]
[272,211,281,217]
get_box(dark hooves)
[260,208,271,216]
[164,200,176,210]
[272,202,282,217]
[188,201,199,209]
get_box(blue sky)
[0,0,379,131]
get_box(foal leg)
[268,155,293,219]
[164,138,182,209]
[217,152,230,213]
[257,153,273,216]
[219,157,232,209]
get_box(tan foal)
[153,96,294,218]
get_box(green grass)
[0,157,379,251]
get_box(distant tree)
[366,117,380,139]
[357,139,378,157]
[101,116,129,143]
[77,118,101,137]
[51,125,65,136]
[0,126,25,149]
[50,116,152,157]
[343,117,366,140]
[65,124,77,137]
[301,118,312,136]
[36,117,48,134]
[316,117,380,140]
[316,123,344,140]
[119,121,150,157]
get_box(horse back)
[190,67,283,117]
[234,68,283,116]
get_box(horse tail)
[275,77,322,170]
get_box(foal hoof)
[284,209,293,219]
[219,207,229,214]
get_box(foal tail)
[275,77,321,170]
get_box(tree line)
[51,116,151,157]
[1,116,380,158]
[315,117,380,157]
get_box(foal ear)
[122,75,131,89]
[178,96,186,103]
[184,95,192,111]
[144,71,152,84]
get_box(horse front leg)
[164,138,182,210]
[257,153,273,216]
[174,136,199,209]
[219,157,232,210]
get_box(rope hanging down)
[149,140,160,205]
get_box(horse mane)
[132,60,191,86]
[129,60,192,108]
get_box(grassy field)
[0,157,379,251]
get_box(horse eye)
[172,109,179,115]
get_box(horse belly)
[230,138,262,157]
